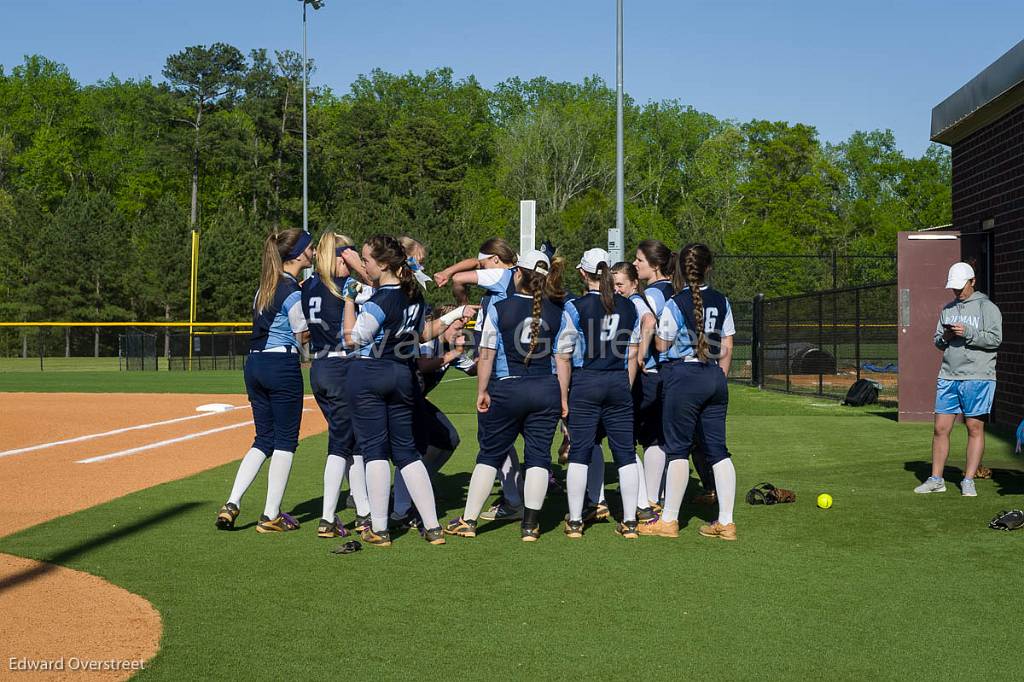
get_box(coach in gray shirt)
[914,262,1002,497]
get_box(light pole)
[299,0,324,235]
[610,0,625,264]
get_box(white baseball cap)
[577,248,611,274]
[518,249,551,275]
[945,262,975,289]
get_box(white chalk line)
[1,396,315,460]
[76,408,314,464]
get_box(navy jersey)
[351,285,425,363]
[480,293,565,378]
[418,338,450,395]
[301,274,347,354]
[474,267,517,328]
[658,285,736,363]
[250,273,308,351]
[557,291,641,371]
[642,279,675,368]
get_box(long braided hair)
[518,256,565,365]
[677,243,713,362]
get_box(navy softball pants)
[567,369,635,467]
[309,356,357,458]
[244,351,304,455]
[347,358,420,468]
[661,361,730,465]
[477,375,561,470]
[634,370,665,447]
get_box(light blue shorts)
[935,379,995,417]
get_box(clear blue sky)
[2,0,1022,156]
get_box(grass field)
[1,375,1023,679]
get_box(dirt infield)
[0,392,327,679]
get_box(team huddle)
[214,229,739,545]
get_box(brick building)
[931,39,1024,428]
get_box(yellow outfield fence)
[0,322,252,372]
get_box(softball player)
[215,228,313,533]
[444,249,566,542]
[343,235,445,547]
[640,243,738,540]
[435,238,527,520]
[632,240,676,510]
[301,231,374,538]
[556,249,641,539]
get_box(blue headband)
[335,245,353,257]
[285,231,312,261]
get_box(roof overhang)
[931,39,1024,146]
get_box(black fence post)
[817,292,824,396]
[785,297,791,393]
[831,251,838,290]
[38,326,44,372]
[855,288,862,382]
[751,293,764,387]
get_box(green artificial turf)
[1,380,1022,680]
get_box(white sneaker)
[914,476,946,494]
[961,478,977,497]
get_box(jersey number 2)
[308,297,323,325]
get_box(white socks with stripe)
[617,463,639,522]
[397,460,439,530]
[566,462,588,522]
[643,446,666,506]
[523,466,549,511]
[661,458,690,524]
[464,464,499,521]
[712,459,737,525]
[348,455,370,517]
[635,455,650,509]
[227,447,267,507]
[262,449,294,519]
[366,459,391,532]
[322,454,349,521]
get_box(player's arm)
[554,309,578,418]
[637,311,656,372]
[339,247,370,283]
[476,308,500,412]
[422,304,478,342]
[718,301,736,376]
[434,257,481,287]
[285,292,310,347]
[627,343,638,386]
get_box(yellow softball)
[817,493,833,509]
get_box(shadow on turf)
[0,502,203,595]
[904,461,1024,496]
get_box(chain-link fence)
[0,324,251,372]
[750,282,898,403]
[709,254,896,301]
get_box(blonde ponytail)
[315,232,354,299]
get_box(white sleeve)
[657,300,680,342]
[355,284,375,305]
[284,291,307,333]
[555,310,579,355]
[475,268,505,288]
[351,301,385,347]
[721,300,736,337]
[479,304,500,350]
[629,312,642,345]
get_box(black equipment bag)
[843,379,879,407]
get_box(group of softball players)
[214,230,738,547]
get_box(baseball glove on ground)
[988,509,1024,531]
[745,482,796,505]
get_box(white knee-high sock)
[523,466,549,510]
[643,446,666,505]
[617,463,639,522]
[661,459,689,523]
[712,459,737,525]
[398,460,440,529]
[587,445,605,504]
[566,462,588,521]
[262,450,294,519]
[366,459,391,532]
[498,447,523,507]
[464,464,498,521]
[392,468,412,517]
[634,455,650,509]
[322,454,349,521]
[228,448,267,507]
[349,455,370,517]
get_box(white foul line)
[75,421,254,464]
[75,408,314,465]
[0,396,316,460]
